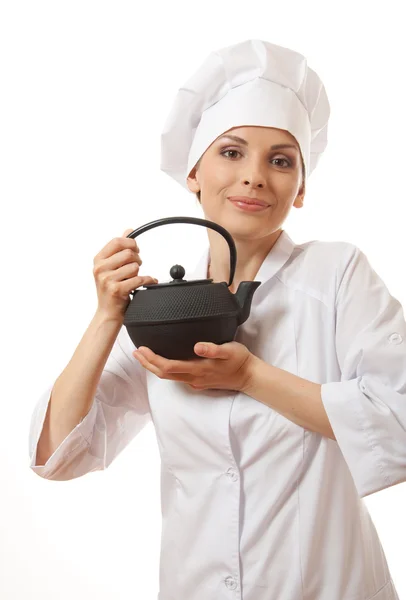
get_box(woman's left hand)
[132,341,256,392]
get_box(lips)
[227,196,269,207]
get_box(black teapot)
[123,217,261,359]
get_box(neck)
[207,228,284,293]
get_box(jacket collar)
[186,229,296,294]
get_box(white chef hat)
[160,39,330,190]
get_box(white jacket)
[29,230,405,600]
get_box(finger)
[194,342,231,359]
[134,351,196,383]
[123,228,139,253]
[137,347,201,374]
[133,350,163,378]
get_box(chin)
[221,220,269,241]
[204,206,270,236]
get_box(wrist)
[94,308,124,327]
[240,354,263,395]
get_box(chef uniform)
[29,40,406,600]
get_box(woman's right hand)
[93,228,158,321]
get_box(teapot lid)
[142,264,217,289]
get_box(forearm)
[243,357,336,441]
[36,310,123,465]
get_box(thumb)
[194,342,229,358]
[123,228,139,252]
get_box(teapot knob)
[170,264,186,281]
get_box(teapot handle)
[126,217,236,287]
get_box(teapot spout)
[235,281,262,325]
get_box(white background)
[1,1,406,598]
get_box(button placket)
[223,464,241,595]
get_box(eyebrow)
[218,134,299,152]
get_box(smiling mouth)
[227,196,270,207]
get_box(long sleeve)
[28,325,152,481]
[321,245,406,498]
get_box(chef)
[29,40,406,599]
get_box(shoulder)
[294,238,359,271]
[278,238,360,303]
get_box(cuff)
[321,377,389,497]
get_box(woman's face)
[187,126,305,241]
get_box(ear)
[187,166,200,194]
[293,179,305,208]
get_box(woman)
[29,40,406,599]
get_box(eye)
[271,157,291,168]
[220,148,241,159]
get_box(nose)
[241,160,267,189]
[243,179,264,188]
